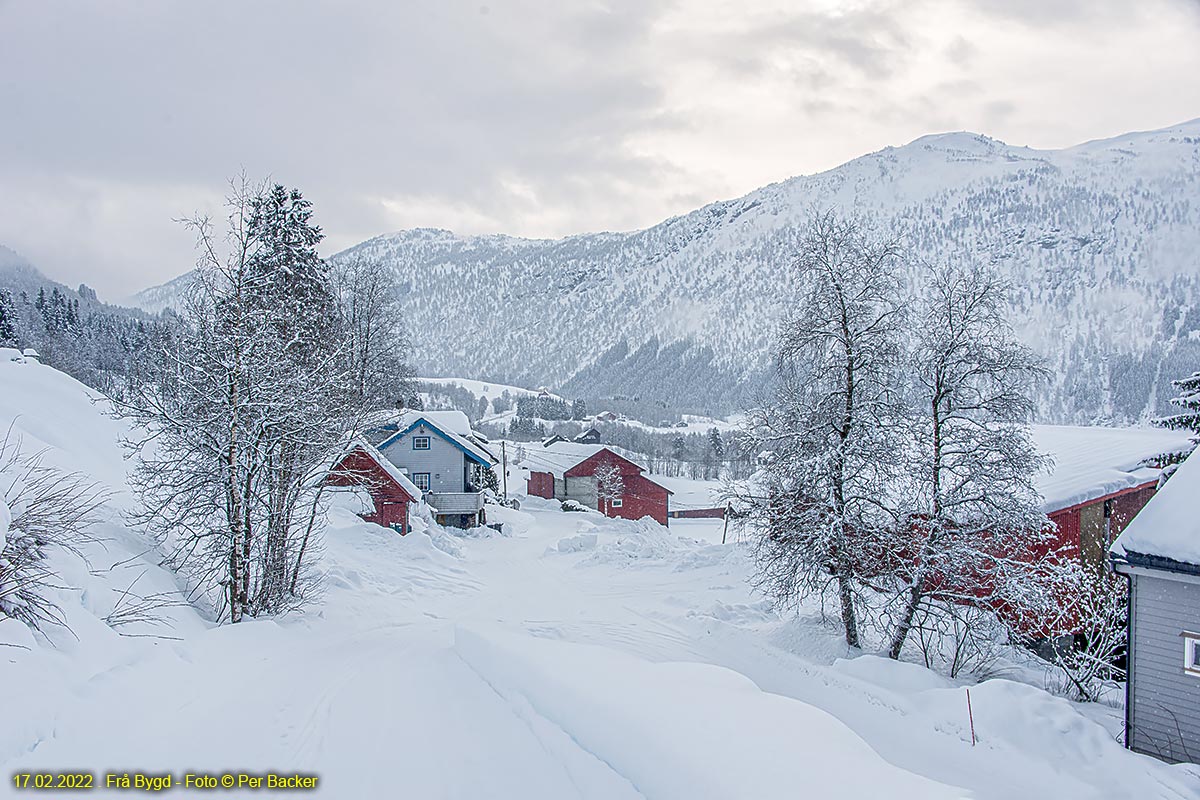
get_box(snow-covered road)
[7,500,1197,798]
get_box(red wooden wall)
[527,471,556,499]
[324,448,413,533]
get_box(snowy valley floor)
[4,364,1200,798]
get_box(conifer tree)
[0,291,17,347]
[1154,371,1200,441]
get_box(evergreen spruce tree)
[0,291,18,346]
[1154,371,1200,440]
[1152,371,1200,478]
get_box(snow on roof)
[361,440,423,500]
[337,438,423,500]
[1111,447,1200,566]
[1032,425,1191,512]
[520,441,654,478]
[521,442,610,476]
[397,409,473,437]
[382,411,497,465]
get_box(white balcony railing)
[426,491,486,514]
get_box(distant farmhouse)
[371,410,498,528]
[525,443,672,526]
[573,426,602,444]
[1111,447,1200,763]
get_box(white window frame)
[1183,632,1200,676]
[412,436,431,450]
[611,498,623,508]
[413,473,431,491]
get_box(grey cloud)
[0,0,1197,298]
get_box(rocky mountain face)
[132,120,1200,422]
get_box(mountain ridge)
[128,119,1200,422]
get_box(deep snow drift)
[3,358,1199,798]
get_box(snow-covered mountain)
[130,119,1200,422]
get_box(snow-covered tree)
[1045,567,1127,701]
[736,213,907,648]
[883,263,1052,660]
[330,254,415,411]
[0,291,17,346]
[1154,371,1200,437]
[1152,371,1200,481]
[118,179,387,623]
[594,462,625,514]
[706,427,724,480]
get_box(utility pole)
[501,440,508,502]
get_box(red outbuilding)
[324,439,422,534]
[526,445,672,526]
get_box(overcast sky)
[2,0,1198,300]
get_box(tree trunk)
[888,584,923,659]
[838,568,860,648]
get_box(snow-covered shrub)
[0,432,105,632]
[1043,568,1128,702]
[560,499,592,513]
[907,600,1013,679]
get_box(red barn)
[1033,425,1192,577]
[974,426,1188,638]
[324,440,422,534]
[526,445,672,526]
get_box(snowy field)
[3,360,1200,798]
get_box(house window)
[413,436,431,450]
[413,473,431,491]
[1184,633,1200,676]
[611,498,623,508]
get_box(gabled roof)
[564,448,647,479]
[378,413,497,466]
[522,442,614,477]
[523,443,671,493]
[1112,447,1200,570]
[330,438,423,500]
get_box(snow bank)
[575,517,697,564]
[0,358,132,495]
[557,533,598,552]
[485,503,535,536]
[911,679,1200,795]
[455,625,966,799]
[834,655,956,695]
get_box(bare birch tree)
[884,262,1051,660]
[330,254,415,411]
[736,212,907,648]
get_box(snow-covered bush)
[561,499,593,513]
[1043,568,1128,702]
[0,432,105,632]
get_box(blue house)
[375,410,497,528]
